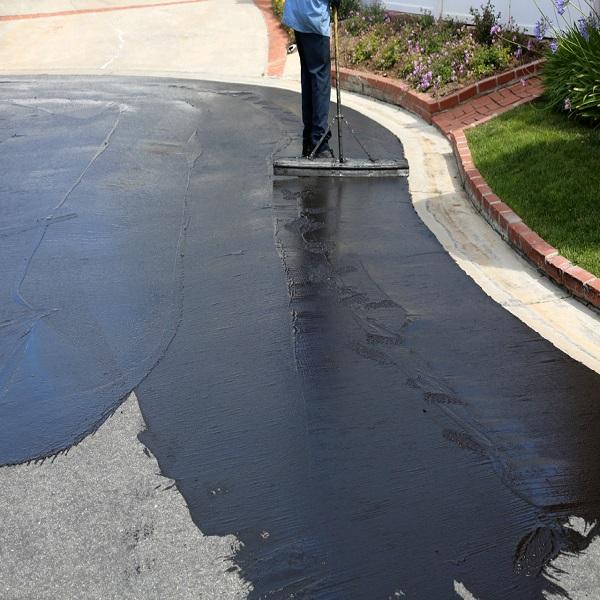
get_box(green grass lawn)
[466,102,600,276]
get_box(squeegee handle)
[333,6,344,163]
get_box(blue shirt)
[282,0,331,37]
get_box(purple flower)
[490,24,502,36]
[419,70,433,91]
[564,97,572,110]
[555,0,568,16]
[534,19,545,40]
[578,18,590,41]
[515,46,523,59]
[527,39,533,51]
[534,17,552,40]
[550,40,558,53]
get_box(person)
[282,0,340,158]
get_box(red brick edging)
[450,129,600,309]
[335,63,600,310]
[0,0,207,21]
[252,0,289,77]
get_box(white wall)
[380,0,597,34]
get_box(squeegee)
[273,6,409,178]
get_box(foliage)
[470,42,512,77]
[539,4,600,125]
[544,24,600,124]
[418,10,435,29]
[352,30,381,63]
[375,38,404,70]
[469,1,501,46]
[339,0,361,19]
[359,0,386,22]
[271,0,293,36]
[345,14,371,36]
[341,8,539,95]
[344,0,387,35]
[271,0,284,19]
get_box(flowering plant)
[341,4,538,96]
[537,0,600,123]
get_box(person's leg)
[294,31,314,156]
[299,32,332,154]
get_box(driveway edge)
[334,66,600,311]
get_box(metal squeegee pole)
[333,6,344,163]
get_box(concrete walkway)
[0,0,268,78]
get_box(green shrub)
[418,10,435,29]
[345,14,370,36]
[544,21,600,125]
[471,43,512,77]
[340,5,541,95]
[271,0,284,19]
[470,1,501,46]
[339,0,361,19]
[271,0,293,37]
[376,39,403,70]
[360,0,386,23]
[421,32,448,54]
[433,62,454,83]
[352,31,380,64]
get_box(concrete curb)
[334,63,600,311]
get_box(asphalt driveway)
[2,77,600,599]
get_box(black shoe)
[313,146,335,160]
[302,141,314,158]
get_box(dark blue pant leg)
[294,31,332,151]
[294,32,313,149]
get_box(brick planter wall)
[334,60,545,123]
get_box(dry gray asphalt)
[0,394,249,599]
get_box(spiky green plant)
[543,21,600,124]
